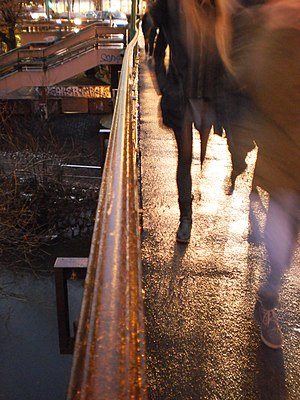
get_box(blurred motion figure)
[142,9,157,61]
[216,0,300,349]
[150,0,221,243]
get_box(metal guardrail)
[66,25,147,399]
[20,21,107,33]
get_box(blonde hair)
[215,0,240,74]
[179,0,241,75]
[179,0,216,46]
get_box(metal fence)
[66,25,147,399]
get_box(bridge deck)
[139,52,300,399]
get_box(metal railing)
[66,25,147,399]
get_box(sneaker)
[254,301,283,349]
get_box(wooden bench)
[54,257,88,354]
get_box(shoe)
[254,300,283,349]
[176,219,192,243]
[177,197,193,243]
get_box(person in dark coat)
[141,11,157,61]
[150,0,220,243]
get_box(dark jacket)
[150,0,219,131]
[150,0,187,131]
[141,12,156,38]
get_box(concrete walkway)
[138,48,300,400]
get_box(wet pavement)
[139,54,300,399]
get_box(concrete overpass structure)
[0,24,127,99]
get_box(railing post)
[95,32,99,50]
[130,0,138,41]
[54,267,72,353]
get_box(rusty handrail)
[67,25,147,400]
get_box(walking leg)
[255,191,300,349]
[174,122,193,243]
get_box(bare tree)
[0,101,99,267]
[0,1,42,50]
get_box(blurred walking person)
[215,0,300,348]
[150,0,220,243]
[142,9,157,61]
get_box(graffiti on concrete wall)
[46,86,111,98]
[100,53,123,64]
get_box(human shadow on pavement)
[144,241,212,399]
[253,342,287,400]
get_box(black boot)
[176,199,192,243]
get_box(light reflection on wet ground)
[139,56,300,399]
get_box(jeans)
[258,190,300,309]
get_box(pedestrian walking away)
[150,0,221,243]
[141,8,157,62]
[215,0,300,349]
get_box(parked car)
[85,10,97,19]
[96,10,128,27]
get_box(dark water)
[0,237,89,400]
